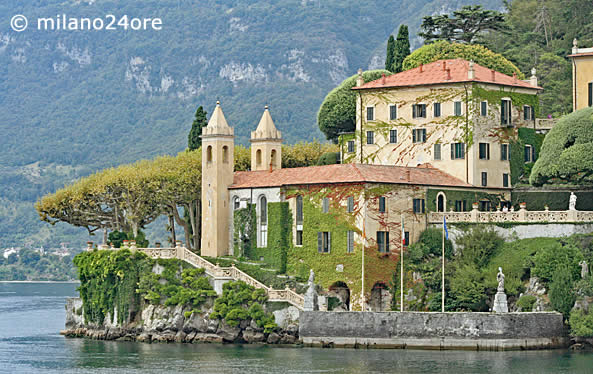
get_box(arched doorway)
[437,192,446,213]
[327,281,350,311]
[369,282,391,311]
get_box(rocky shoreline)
[61,298,300,345]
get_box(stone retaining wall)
[299,311,570,351]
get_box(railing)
[535,118,558,131]
[428,205,593,224]
[140,246,304,310]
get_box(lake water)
[1,282,593,374]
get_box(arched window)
[233,196,240,210]
[259,195,268,247]
[437,192,446,213]
[222,146,229,163]
[271,149,277,168]
[206,145,213,163]
[256,149,262,167]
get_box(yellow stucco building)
[569,39,593,111]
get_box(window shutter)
[317,232,322,252]
[589,83,592,107]
[422,199,425,213]
[524,146,529,162]
[385,232,390,252]
[327,232,331,253]
[421,105,426,118]
[501,100,506,124]
[412,105,416,118]
[532,146,536,162]
[451,144,455,159]
[422,129,426,142]
[487,143,490,159]
[412,130,417,143]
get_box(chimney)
[446,68,451,80]
[381,73,386,84]
[530,67,538,87]
[468,60,475,79]
[356,68,363,87]
[442,61,446,71]
[406,169,411,182]
[491,70,495,82]
[419,63,423,73]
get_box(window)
[404,231,410,247]
[434,144,441,160]
[524,145,535,163]
[377,231,390,253]
[454,101,462,116]
[378,196,386,213]
[389,129,397,144]
[501,99,512,126]
[480,101,488,116]
[412,129,427,143]
[455,200,467,212]
[259,196,268,247]
[296,230,303,246]
[366,106,374,121]
[347,196,354,213]
[389,105,397,120]
[479,143,490,160]
[412,104,426,118]
[501,144,509,161]
[523,105,533,121]
[451,143,465,159]
[256,149,262,166]
[481,172,488,187]
[347,231,354,253]
[366,131,374,145]
[222,146,229,163]
[322,197,329,213]
[317,232,331,253]
[480,201,491,211]
[433,102,441,117]
[347,140,355,153]
[270,149,277,167]
[296,195,303,224]
[589,82,593,107]
[206,145,213,162]
[503,173,509,188]
[413,198,425,213]
[233,196,240,210]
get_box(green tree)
[188,106,208,151]
[7,253,18,265]
[20,249,41,266]
[392,25,410,73]
[419,5,506,44]
[549,264,576,319]
[317,70,391,142]
[455,226,504,268]
[449,263,487,311]
[385,35,395,72]
[402,41,523,78]
[530,107,593,186]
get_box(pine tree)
[188,106,208,151]
[385,35,395,72]
[393,25,410,73]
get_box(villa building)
[569,39,593,111]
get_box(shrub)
[402,41,523,78]
[456,226,504,268]
[530,107,593,186]
[549,264,576,319]
[570,309,593,337]
[449,264,487,311]
[316,152,340,165]
[532,242,582,284]
[516,294,537,312]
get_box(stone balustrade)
[139,246,304,310]
[428,205,593,224]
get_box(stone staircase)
[140,246,304,310]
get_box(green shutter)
[317,232,322,252]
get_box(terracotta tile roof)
[230,163,473,189]
[353,59,541,90]
[568,52,593,57]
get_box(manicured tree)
[188,106,208,151]
[385,35,395,72]
[317,70,390,142]
[549,264,576,319]
[392,25,410,73]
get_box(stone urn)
[519,202,527,210]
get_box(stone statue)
[308,269,315,286]
[304,269,318,311]
[497,267,505,292]
[580,260,589,279]
[569,192,577,211]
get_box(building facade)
[569,39,593,111]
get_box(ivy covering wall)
[509,128,546,185]
[511,191,593,211]
[426,188,506,212]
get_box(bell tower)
[250,106,282,171]
[201,101,234,257]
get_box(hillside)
[0,0,501,248]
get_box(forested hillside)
[0,0,501,248]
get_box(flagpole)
[442,214,445,313]
[400,214,404,312]
[362,203,366,312]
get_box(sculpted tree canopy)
[530,107,593,186]
[317,70,391,142]
[402,41,524,79]
[419,5,506,44]
[282,141,339,168]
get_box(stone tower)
[201,101,234,257]
[250,106,282,171]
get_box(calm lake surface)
[1,282,593,374]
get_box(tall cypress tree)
[385,35,395,72]
[188,106,208,150]
[393,25,411,73]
